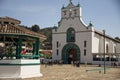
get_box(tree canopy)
[115,37,120,41]
[31,24,40,32]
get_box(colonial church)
[52,0,120,64]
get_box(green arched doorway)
[62,43,80,64]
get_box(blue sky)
[0,0,120,38]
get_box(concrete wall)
[0,59,42,78]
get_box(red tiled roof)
[0,24,46,41]
[40,50,52,55]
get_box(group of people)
[40,59,63,66]
[111,62,119,67]
[40,59,80,67]
[71,61,80,67]
[40,59,120,68]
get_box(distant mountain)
[39,27,53,43]
[39,27,58,50]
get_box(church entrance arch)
[62,43,80,64]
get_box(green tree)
[31,24,40,32]
[40,27,52,42]
[115,37,120,41]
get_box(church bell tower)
[61,0,82,19]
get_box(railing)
[0,54,40,60]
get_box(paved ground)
[0,64,120,80]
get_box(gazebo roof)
[0,16,46,41]
[0,24,46,42]
[0,16,21,24]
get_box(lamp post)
[103,30,106,74]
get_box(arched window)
[114,46,116,53]
[67,28,75,42]
[106,44,109,53]
[84,41,87,47]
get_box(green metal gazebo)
[0,16,46,78]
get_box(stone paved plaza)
[0,64,120,80]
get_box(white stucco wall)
[52,15,94,63]
[92,32,100,53]
[52,33,66,60]
[92,31,119,53]
[116,43,120,53]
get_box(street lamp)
[103,30,106,74]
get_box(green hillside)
[40,27,53,43]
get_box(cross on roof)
[69,0,72,3]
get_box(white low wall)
[0,59,43,79]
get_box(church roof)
[95,30,120,43]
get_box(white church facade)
[52,1,120,65]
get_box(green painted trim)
[62,43,80,64]
[0,63,40,66]
[67,28,75,42]
[35,38,40,59]
[86,68,110,72]
[0,33,39,39]
[0,54,40,59]
[18,37,22,59]
[33,43,36,57]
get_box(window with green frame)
[67,28,75,42]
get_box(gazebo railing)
[0,54,40,60]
